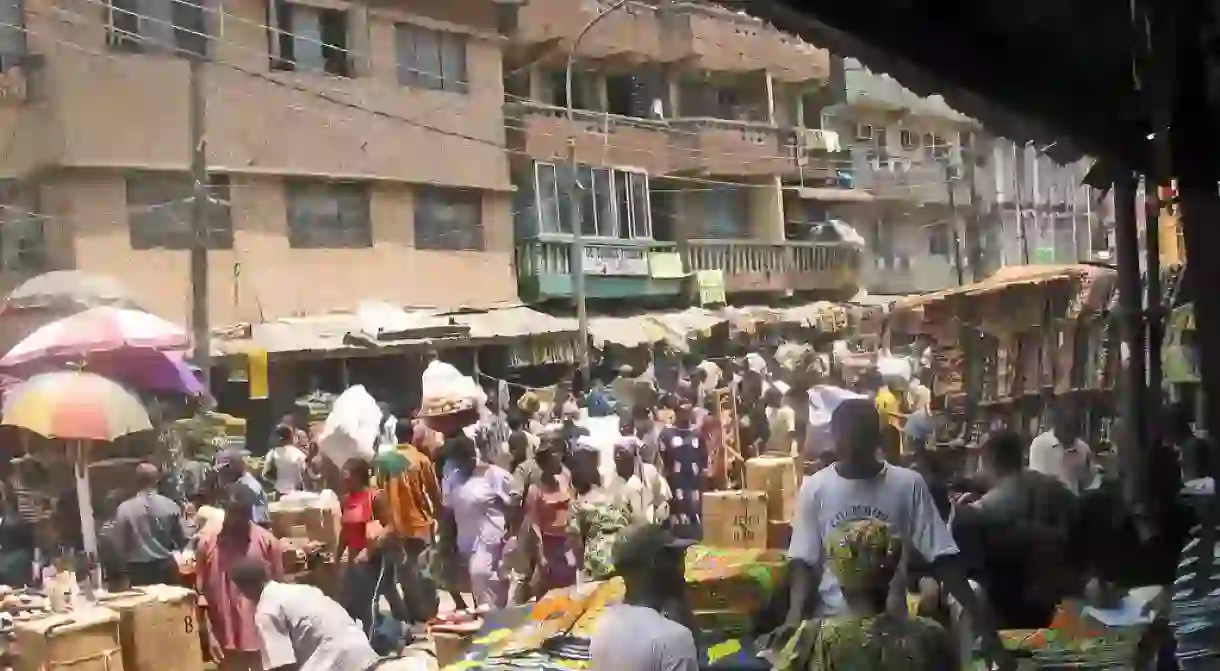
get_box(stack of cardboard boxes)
[701,456,799,550]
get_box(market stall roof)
[211,305,578,359]
[890,264,1116,315]
[589,308,726,351]
[749,0,1148,172]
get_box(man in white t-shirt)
[1029,409,1095,495]
[231,557,381,671]
[764,388,799,457]
[785,398,1014,670]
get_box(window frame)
[268,0,352,77]
[284,179,372,249]
[106,0,208,58]
[413,185,484,251]
[126,171,233,250]
[532,162,652,241]
[395,22,469,94]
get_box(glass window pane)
[613,173,631,240]
[630,172,651,239]
[576,166,596,237]
[293,6,325,71]
[592,168,613,237]
[413,27,442,89]
[439,33,467,92]
[536,163,562,234]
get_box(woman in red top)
[337,458,409,634]
[523,441,577,594]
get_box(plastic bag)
[317,385,381,466]
[877,355,912,383]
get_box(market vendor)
[113,462,188,587]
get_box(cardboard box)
[701,490,767,550]
[744,456,798,523]
[768,520,792,550]
[14,607,125,671]
[268,503,307,539]
[100,585,202,671]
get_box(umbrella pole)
[72,440,102,591]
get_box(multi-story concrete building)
[818,58,1110,294]
[0,0,519,325]
[504,0,861,305]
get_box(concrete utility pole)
[188,54,211,389]
[565,0,631,377]
[943,154,965,286]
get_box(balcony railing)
[685,239,860,294]
[669,117,794,175]
[505,102,677,173]
[516,236,685,302]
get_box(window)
[855,124,873,141]
[926,222,951,257]
[874,126,889,151]
[286,180,370,248]
[127,172,232,250]
[396,24,467,93]
[0,180,42,271]
[532,162,651,239]
[0,0,26,69]
[269,0,350,77]
[899,130,917,150]
[414,187,483,251]
[108,0,207,57]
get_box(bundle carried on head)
[419,358,484,418]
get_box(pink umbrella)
[0,306,189,368]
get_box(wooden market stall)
[885,264,1120,448]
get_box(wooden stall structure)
[885,264,1119,447]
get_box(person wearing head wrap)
[775,519,955,671]
[605,434,671,526]
[658,401,706,540]
[565,437,631,582]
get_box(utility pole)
[188,54,211,389]
[1013,142,1030,264]
[962,131,983,281]
[564,0,630,379]
[944,156,965,286]
[565,139,590,377]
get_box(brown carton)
[14,608,124,671]
[744,456,799,523]
[701,490,767,550]
[767,520,792,550]
[100,585,203,671]
[268,503,307,539]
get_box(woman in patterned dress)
[659,402,707,540]
[775,519,956,671]
[565,442,631,582]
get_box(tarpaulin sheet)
[442,547,787,671]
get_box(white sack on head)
[317,385,380,466]
[877,355,912,384]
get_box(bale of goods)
[701,491,767,550]
[99,585,202,671]
[743,456,798,522]
[13,608,123,671]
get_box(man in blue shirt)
[215,448,270,527]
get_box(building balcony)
[511,0,667,64]
[670,118,795,176]
[661,3,830,83]
[516,236,685,303]
[855,162,969,206]
[684,239,860,295]
[505,102,677,174]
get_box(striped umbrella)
[0,306,189,368]
[2,370,152,442]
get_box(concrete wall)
[38,170,517,325]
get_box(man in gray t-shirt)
[590,525,699,671]
[114,463,187,586]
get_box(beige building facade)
[0,0,518,325]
